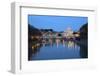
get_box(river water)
[29,39,88,60]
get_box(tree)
[79,23,88,39]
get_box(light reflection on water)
[29,39,88,60]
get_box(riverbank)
[75,39,87,47]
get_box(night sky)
[28,15,88,32]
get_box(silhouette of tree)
[79,23,88,39]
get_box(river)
[28,39,88,60]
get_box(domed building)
[63,27,74,39]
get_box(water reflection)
[28,38,87,60]
[80,46,88,58]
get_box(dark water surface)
[29,40,88,60]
